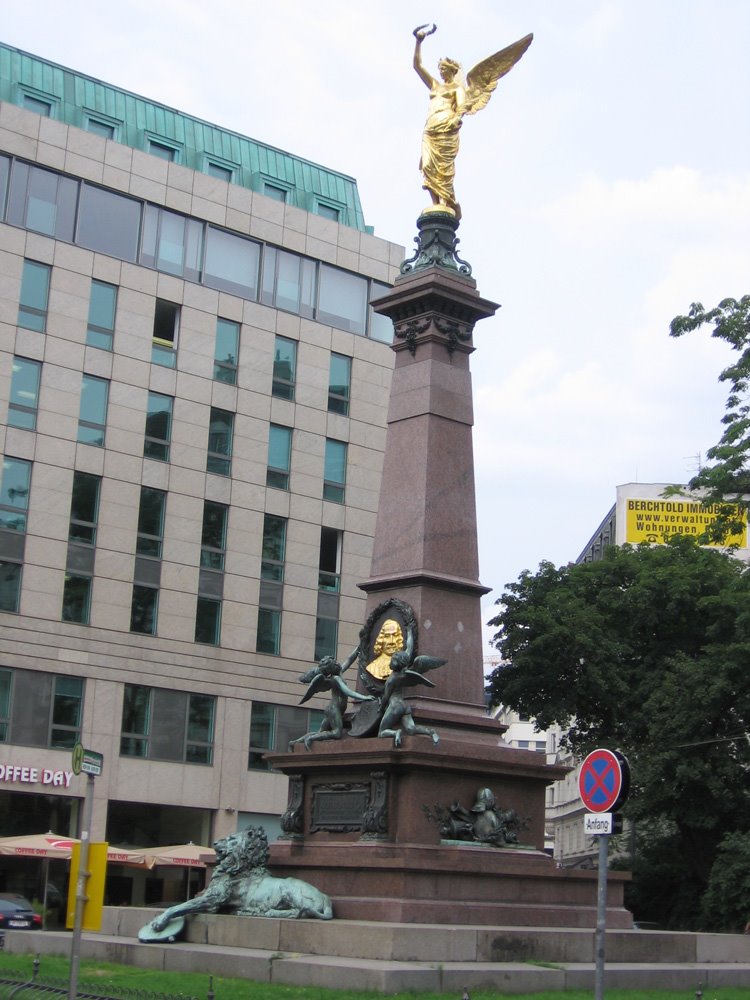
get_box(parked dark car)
[0,894,42,930]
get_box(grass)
[0,953,745,1000]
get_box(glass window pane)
[18,260,50,332]
[0,562,22,613]
[204,227,260,299]
[130,585,158,634]
[369,281,395,343]
[77,184,141,262]
[267,425,291,489]
[207,163,232,182]
[272,337,296,399]
[315,616,338,661]
[195,597,221,646]
[276,251,302,313]
[318,265,367,335]
[136,487,166,557]
[144,393,173,461]
[69,472,100,543]
[325,439,347,484]
[0,458,31,532]
[8,357,41,429]
[62,575,91,623]
[86,118,115,139]
[256,607,281,654]
[214,318,239,383]
[264,184,287,202]
[87,280,117,350]
[328,353,351,415]
[207,408,233,476]
[201,501,228,554]
[7,163,77,241]
[149,141,176,161]
[78,375,109,446]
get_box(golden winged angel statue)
[413,23,533,220]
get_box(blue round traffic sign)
[578,748,630,813]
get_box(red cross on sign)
[578,748,630,813]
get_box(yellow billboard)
[625,499,747,547]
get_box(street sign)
[71,743,84,776]
[80,749,103,776]
[578,748,630,813]
[584,812,623,835]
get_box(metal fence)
[0,958,205,1000]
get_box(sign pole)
[594,832,608,1000]
[68,772,94,1000]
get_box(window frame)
[144,391,173,462]
[214,317,239,384]
[77,374,109,447]
[266,424,292,490]
[17,259,51,333]
[323,438,347,504]
[272,336,297,401]
[86,279,118,350]
[8,356,41,430]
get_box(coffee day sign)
[0,763,74,787]
[625,498,747,547]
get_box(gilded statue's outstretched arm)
[413,24,436,89]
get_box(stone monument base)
[266,735,631,928]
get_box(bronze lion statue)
[139,826,332,941]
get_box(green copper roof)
[0,43,369,232]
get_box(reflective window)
[136,487,166,558]
[315,527,342,661]
[261,246,315,317]
[142,205,202,282]
[152,299,179,367]
[267,425,291,490]
[324,439,347,503]
[317,203,340,221]
[8,357,41,430]
[144,392,173,462]
[0,457,32,533]
[206,162,233,183]
[196,500,227,647]
[17,260,50,333]
[369,281,395,343]
[121,684,215,764]
[86,280,118,350]
[63,472,100,625]
[257,514,286,656]
[50,676,84,748]
[204,227,260,299]
[214,318,239,384]
[130,584,158,635]
[0,669,10,741]
[272,336,296,400]
[328,353,351,416]
[148,140,178,162]
[7,162,77,241]
[248,702,322,769]
[318,264,367,335]
[200,501,228,571]
[68,472,100,545]
[77,375,109,447]
[206,408,234,476]
[21,94,52,117]
[85,117,116,139]
[263,184,287,202]
[77,183,140,262]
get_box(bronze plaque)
[311,783,369,832]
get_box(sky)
[4,1,750,652]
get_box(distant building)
[0,44,403,903]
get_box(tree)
[487,536,750,929]
[669,296,750,540]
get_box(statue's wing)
[411,655,447,675]
[298,666,319,684]
[464,33,533,117]
[403,668,437,689]
[299,673,328,705]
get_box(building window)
[84,116,117,139]
[257,514,286,655]
[144,392,173,461]
[130,486,165,636]
[323,439,347,503]
[20,93,53,117]
[315,527,341,661]
[130,585,158,635]
[147,139,180,162]
[266,425,291,490]
[206,162,233,183]
[136,487,166,559]
[77,375,109,446]
[316,203,340,222]
[17,260,51,333]
[120,684,215,764]
[86,280,118,350]
[142,206,203,282]
[369,281,394,344]
[77,183,141,262]
[62,471,100,624]
[0,457,31,613]
[248,702,322,770]
[214,318,239,384]
[203,227,260,300]
[328,353,351,416]
[260,247,315,317]
[8,357,41,430]
[152,299,179,367]
[263,183,287,202]
[195,501,227,646]
[0,667,83,749]
[7,163,77,241]
[206,408,234,477]
[272,336,296,400]
[318,264,367,335]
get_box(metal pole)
[594,833,609,1000]
[68,774,94,1000]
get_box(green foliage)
[702,830,750,932]
[487,536,750,928]
[670,296,750,538]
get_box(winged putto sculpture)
[413,23,533,220]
